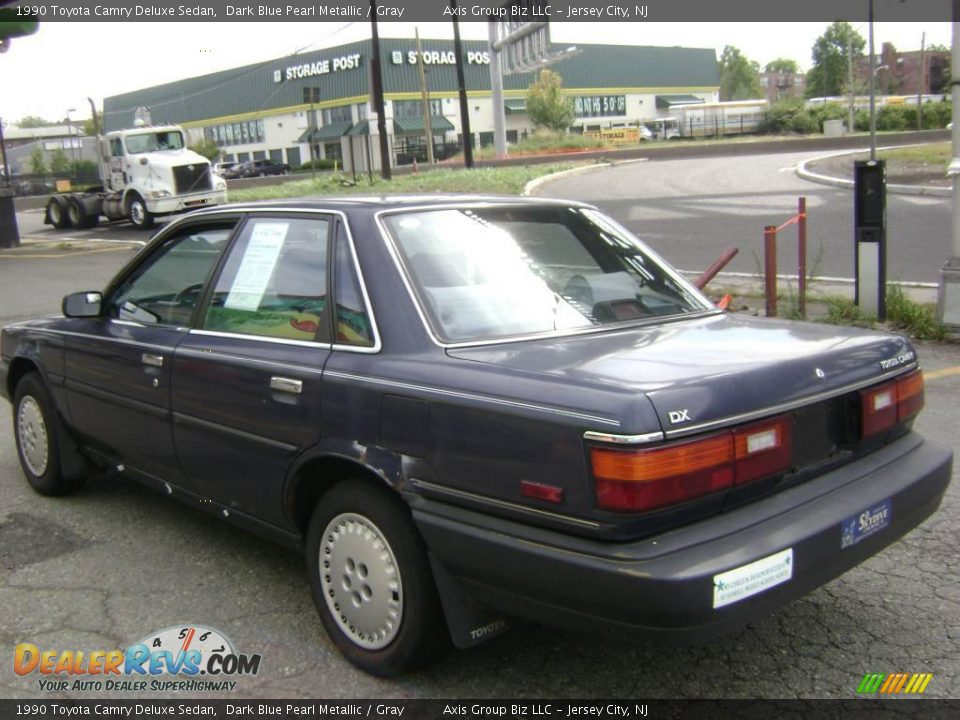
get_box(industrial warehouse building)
[103,37,720,173]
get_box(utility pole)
[415,28,434,165]
[369,0,392,180]
[868,0,877,161]
[847,37,855,134]
[0,117,10,186]
[917,32,925,131]
[450,0,474,168]
[487,20,507,159]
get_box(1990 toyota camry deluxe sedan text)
[1,197,951,676]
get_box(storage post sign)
[582,128,641,146]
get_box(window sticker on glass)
[225,223,289,312]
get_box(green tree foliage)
[526,69,575,132]
[719,46,762,101]
[189,138,221,161]
[806,22,865,98]
[49,148,70,174]
[759,98,817,134]
[28,148,46,174]
[765,58,800,74]
[17,115,54,129]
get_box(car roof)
[187,195,596,218]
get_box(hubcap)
[319,513,403,650]
[130,201,144,225]
[50,203,61,222]
[17,396,49,477]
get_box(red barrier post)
[764,225,778,317]
[798,197,807,320]
[694,246,740,290]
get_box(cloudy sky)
[0,20,951,125]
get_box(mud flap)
[429,553,509,648]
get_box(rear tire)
[67,198,99,229]
[305,479,448,676]
[47,197,72,230]
[13,373,85,496]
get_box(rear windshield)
[382,205,712,343]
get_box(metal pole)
[917,32,925,131]
[868,0,877,161]
[450,0,474,168]
[764,225,778,317]
[369,2,392,180]
[847,37,855,134]
[798,196,807,320]
[0,118,10,186]
[415,29,434,165]
[488,20,507,159]
[951,17,960,262]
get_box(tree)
[17,115,53,129]
[806,22,865,99]
[526,69,574,132]
[49,149,70,175]
[718,46,761,101]
[189,138,221,161]
[765,58,800,74]
[28,147,46,175]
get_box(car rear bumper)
[411,432,951,643]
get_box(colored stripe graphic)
[857,673,933,694]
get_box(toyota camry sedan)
[1,196,951,676]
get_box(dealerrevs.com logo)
[14,625,261,692]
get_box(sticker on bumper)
[712,548,793,609]
[841,499,892,549]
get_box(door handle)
[270,376,303,395]
[142,353,164,368]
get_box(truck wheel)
[47,197,72,230]
[67,198,99,230]
[305,479,448,676]
[127,194,155,230]
[13,373,85,496]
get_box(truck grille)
[173,164,212,194]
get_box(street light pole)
[868,0,877,161]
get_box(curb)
[522,157,649,196]
[796,147,952,197]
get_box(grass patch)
[885,284,947,341]
[821,295,876,328]
[878,142,949,166]
[228,163,576,203]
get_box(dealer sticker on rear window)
[712,548,793,609]
[841,499,892,549]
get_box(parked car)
[232,158,291,177]
[211,161,238,177]
[1,197,951,677]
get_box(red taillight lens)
[591,414,794,513]
[861,370,924,438]
[733,415,793,485]
[592,435,734,512]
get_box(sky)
[0,20,952,125]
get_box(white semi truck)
[45,123,227,231]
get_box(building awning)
[504,99,527,114]
[392,116,456,134]
[346,121,369,136]
[655,94,705,109]
[297,121,353,143]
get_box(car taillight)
[861,370,924,438]
[591,415,792,513]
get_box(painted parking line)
[0,247,133,260]
[925,366,960,382]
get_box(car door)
[63,219,238,486]
[170,213,335,528]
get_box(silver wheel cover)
[17,396,49,477]
[130,200,145,225]
[319,512,403,650]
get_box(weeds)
[885,285,947,341]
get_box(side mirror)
[62,291,102,318]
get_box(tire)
[67,198,99,230]
[47,197,72,230]
[305,479,448,676]
[13,373,85,496]
[127,194,155,230]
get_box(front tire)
[13,373,84,496]
[305,479,448,676]
[127,194,155,230]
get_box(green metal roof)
[504,99,527,114]
[346,121,369,136]
[656,94,706,108]
[103,40,719,131]
[393,116,455,134]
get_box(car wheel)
[47,197,72,230]
[305,479,448,676]
[13,373,84,496]
[127,194,155,230]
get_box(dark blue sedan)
[0,196,951,676]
